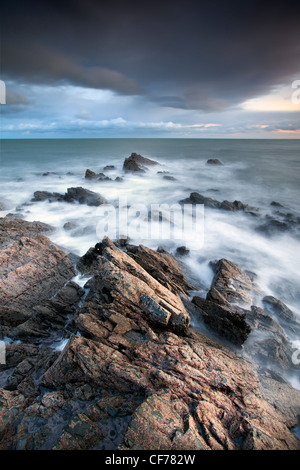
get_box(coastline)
[0,152,299,450]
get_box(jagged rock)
[120,390,209,450]
[65,187,107,206]
[103,165,116,171]
[0,229,299,450]
[163,175,176,181]
[85,169,111,181]
[263,296,297,323]
[32,191,65,202]
[123,153,158,173]
[0,233,75,314]
[32,187,107,207]
[206,159,223,165]
[126,243,194,294]
[192,296,251,346]
[207,258,254,306]
[180,192,258,214]
[176,246,190,257]
[0,217,53,249]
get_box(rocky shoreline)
[0,153,300,450]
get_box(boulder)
[180,192,258,214]
[123,153,158,173]
[0,234,75,314]
[207,258,254,306]
[32,191,65,202]
[103,165,116,171]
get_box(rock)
[207,258,254,306]
[206,159,223,165]
[262,296,297,323]
[256,217,289,235]
[123,153,158,173]
[120,390,209,450]
[0,218,75,319]
[32,191,65,202]
[192,296,251,346]
[115,177,124,182]
[0,229,299,450]
[244,306,297,371]
[85,169,111,181]
[0,217,53,249]
[63,221,78,231]
[77,238,190,334]
[65,187,107,206]
[176,246,190,257]
[103,165,116,171]
[125,243,195,295]
[163,175,176,181]
[180,192,221,209]
[85,169,99,179]
[180,192,258,214]
[42,172,57,177]
[270,201,284,208]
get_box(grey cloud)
[2,0,300,110]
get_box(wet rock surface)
[180,192,258,215]
[0,219,299,450]
[123,152,159,173]
[32,187,107,206]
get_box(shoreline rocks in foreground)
[0,217,299,450]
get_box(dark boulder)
[206,159,223,165]
[65,187,107,206]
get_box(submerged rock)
[180,192,258,215]
[123,153,158,173]
[206,159,223,165]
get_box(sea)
[1,138,300,384]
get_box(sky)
[1,0,300,138]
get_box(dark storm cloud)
[2,0,300,110]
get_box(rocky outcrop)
[64,187,107,206]
[0,222,299,450]
[123,153,158,173]
[207,258,254,307]
[180,192,258,215]
[85,169,112,181]
[206,159,223,165]
[32,187,107,207]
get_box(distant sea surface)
[1,138,300,364]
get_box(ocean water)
[1,138,300,319]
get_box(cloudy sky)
[1,0,300,138]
